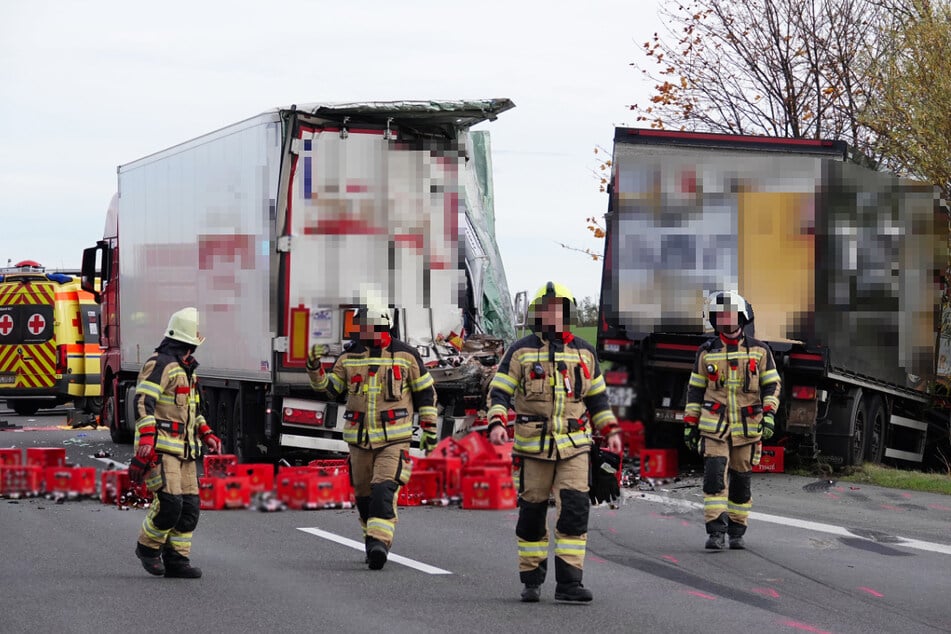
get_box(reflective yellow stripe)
[135,416,156,432]
[136,381,162,400]
[327,374,345,392]
[418,406,438,419]
[554,538,586,557]
[728,500,752,517]
[704,496,728,512]
[489,373,517,394]
[487,404,508,420]
[689,373,707,388]
[587,375,606,396]
[367,518,395,539]
[517,540,549,557]
[761,369,780,385]
[591,409,615,428]
[411,373,434,391]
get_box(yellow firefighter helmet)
[528,281,577,331]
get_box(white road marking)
[297,527,452,575]
[90,456,128,469]
[630,491,951,556]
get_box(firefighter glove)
[759,413,775,440]
[420,425,438,455]
[684,424,700,453]
[203,433,222,454]
[307,344,329,371]
[589,445,621,505]
[129,451,155,484]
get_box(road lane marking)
[297,527,452,575]
[630,492,951,556]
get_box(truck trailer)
[81,99,517,461]
[597,128,951,468]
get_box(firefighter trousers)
[138,454,200,557]
[701,436,759,536]
[349,442,413,550]
[516,452,590,587]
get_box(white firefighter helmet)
[705,291,752,330]
[352,284,391,331]
[165,307,205,347]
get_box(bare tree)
[863,0,951,197]
[631,0,890,161]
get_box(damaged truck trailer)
[598,128,951,468]
[81,99,517,461]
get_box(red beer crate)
[0,447,21,467]
[461,467,517,510]
[26,447,66,469]
[0,465,43,497]
[45,466,96,495]
[199,477,225,510]
[308,458,349,473]
[100,470,152,505]
[641,448,679,478]
[618,420,646,461]
[222,476,251,509]
[397,469,444,507]
[277,469,352,510]
[415,456,462,498]
[752,446,785,473]
[231,463,274,493]
[203,454,238,478]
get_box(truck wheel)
[864,396,886,464]
[849,393,869,467]
[11,400,39,417]
[106,390,131,444]
[216,390,236,456]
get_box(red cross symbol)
[27,313,46,336]
[0,314,12,336]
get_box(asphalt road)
[1,410,950,634]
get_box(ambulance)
[0,261,102,417]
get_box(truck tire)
[863,395,886,465]
[819,387,866,467]
[106,389,131,444]
[215,390,236,457]
[125,383,139,441]
[10,400,39,417]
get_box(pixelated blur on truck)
[80,100,518,461]
[598,128,951,468]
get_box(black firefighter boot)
[162,547,202,578]
[135,543,165,576]
[705,512,728,550]
[728,521,747,550]
[520,559,546,603]
[553,557,593,603]
[366,537,388,571]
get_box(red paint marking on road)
[825,493,840,499]
[587,554,607,564]
[880,504,904,511]
[832,486,845,492]
[686,590,716,600]
[680,520,691,527]
[901,492,912,499]
[661,555,679,564]
[858,586,884,597]
[927,504,951,511]
[752,587,780,598]
[605,510,617,517]
[779,620,831,633]
[608,527,618,534]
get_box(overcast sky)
[0,0,661,304]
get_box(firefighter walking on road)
[683,291,781,550]
[488,282,623,603]
[307,298,438,571]
[130,307,221,578]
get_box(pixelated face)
[716,309,739,331]
[536,297,567,332]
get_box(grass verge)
[833,463,951,496]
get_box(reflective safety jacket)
[308,338,438,449]
[488,332,618,460]
[134,352,212,460]
[684,334,781,446]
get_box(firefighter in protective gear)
[488,282,622,603]
[307,300,438,571]
[683,291,781,550]
[132,307,221,578]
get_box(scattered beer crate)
[461,467,516,510]
[752,446,785,473]
[397,469,445,507]
[641,448,678,479]
[200,476,252,509]
[25,447,66,469]
[45,466,97,496]
[231,463,275,494]
[415,456,463,498]
[198,477,225,510]
[0,465,43,497]
[100,470,152,506]
[203,454,238,478]
[276,467,352,510]
[0,447,21,467]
